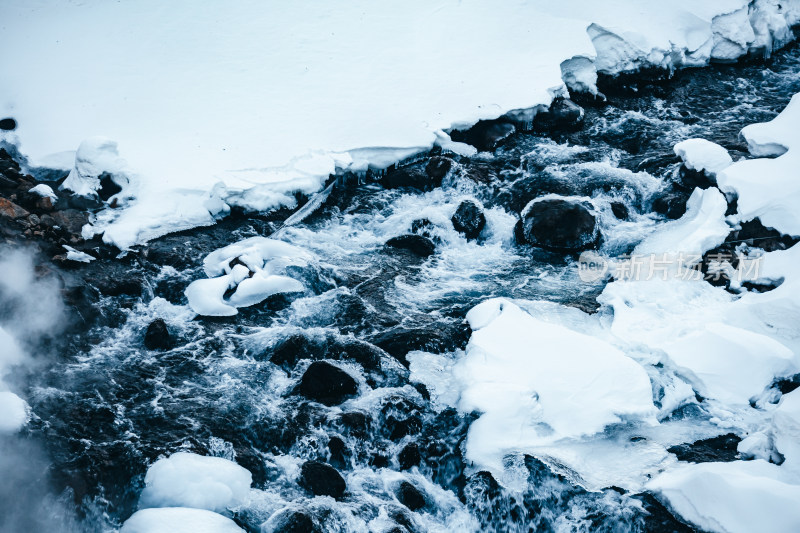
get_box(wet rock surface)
[451,199,485,239]
[518,197,599,252]
[298,461,347,499]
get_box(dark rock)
[61,194,104,211]
[51,209,90,235]
[298,461,346,499]
[610,201,629,220]
[98,174,123,201]
[652,187,690,219]
[385,234,435,258]
[451,200,486,239]
[533,98,585,131]
[0,198,29,219]
[328,436,347,470]
[398,443,421,470]
[382,163,440,191]
[450,120,515,152]
[668,433,741,463]
[396,481,426,511]
[0,118,16,131]
[519,197,599,252]
[425,157,452,181]
[95,272,144,297]
[268,509,319,533]
[635,493,694,533]
[270,333,384,373]
[370,320,469,366]
[295,361,358,406]
[338,411,371,437]
[144,319,173,351]
[370,453,390,468]
[678,165,716,190]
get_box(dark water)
[4,44,800,532]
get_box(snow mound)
[0,391,30,434]
[454,298,656,480]
[673,138,733,175]
[2,0,797,248]
[647,460,800,533]
[774,390,800,472]
[28,183,57,201]
[121,508,244,533]
[718,93,800,235]
[61,136,127,197]
[186,237,309,316]
[139,452,252,513]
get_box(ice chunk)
[673,138,733,175]
[186,237,309,316]
[647,460,800,533]
[121,507,244,533]
[62,245,96,263]
[139,452,252,513]
[0,391,30,434]
[661,322,798,404]
[454,298,656,478]
[28,183,58,201]
[773,390,800,472]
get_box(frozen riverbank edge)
[2,0,800,248]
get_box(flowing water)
[4,44,800,532]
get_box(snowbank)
[185,237,309,316]
[673,138,733,175]
[2,0,798,247]
[718,93,800,236]
[453,298,656,481]
[138,452,252,513]
[647,460,800,533]
[121,508,244,533]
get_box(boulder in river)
[298,460,346,499]
[396,481,426,511]
[449,119,515,152]
[295,361,358,406]
[451,200,486,239]
[532,98,585,131]
[144,318,173,351]
[519,197,599,252]
[385,234,436,257]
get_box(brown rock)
[51,209,89,235]
[0,197,29,219]
[35,196,54,211]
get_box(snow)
[647,460,800,533]
[673,138,733,175]
[773,390,800,472]
[27,183,57,201]
[2,0,797,248]
[717,93,800,235]
[120,508,244,533]
[62,245,95,263]
[453,298,656,481]
[0,391,29,434]
[186,237,310,316]
[138,452,252,514]
[61,136,128,198]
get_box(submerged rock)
[610,201,629,220]
[451,200,486,239]
[144,319,173,351]
[425,156,453,182]
[295,361,358,406]
[652,186,690,219]
[385,234,436,257]
[298,460,346,499]
[519,197,599,252]
[265,509,319,533]
[396,481,426,511]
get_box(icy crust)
[718,93,800,236]
[2,0,799,248]
[138,452,252,513]
[185,237,310,316]
[121,508,244,533]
